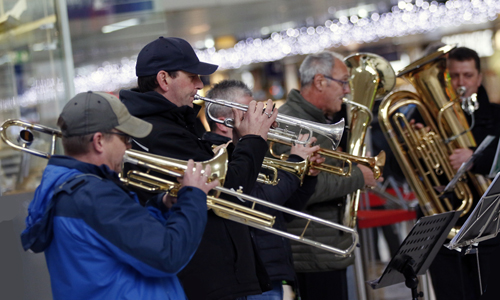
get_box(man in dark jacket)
[204,79,324,299]
[21,91,218,300]
[427,47,500,300]
[120,37,278,300]
[272,51,379,300]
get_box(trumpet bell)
[123,148,228,196]
[197,94,345,150]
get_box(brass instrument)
[196,94,345,150]
[378,45,489,238]
[121,151,359,257]
[1,119,359,256]
[262,156,310,185]
[268,139,386,180]
[342,53,396,228]
[212,143,280,186]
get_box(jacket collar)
[48,155,120,182]
[202,132,231,145]
[287,89,327,123]
[120,88,201,129]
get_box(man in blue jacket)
[21,91,219,300]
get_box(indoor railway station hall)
[1,0,500,299]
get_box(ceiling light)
[101,18,140,34]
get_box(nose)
[195,76,203,89]
[126,143,132,150]
[344,83,351,94]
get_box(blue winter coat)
[21,155,208,300]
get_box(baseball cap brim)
[182,61,219,76]
[115,114,152,139]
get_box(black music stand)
[367,211,461,300]
[446,172,500,251]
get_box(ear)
[156,70,170,93]
[215,121,228,134]
[90,132,106,154]
[313,74,324,92]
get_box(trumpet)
[269,139,386,180]
[1,119,359,257]
[195,94,345,150]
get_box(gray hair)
[205,80,253,131]
[299,51,344,87]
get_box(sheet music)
[447,172,500,250]
[443,135,495,194]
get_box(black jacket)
[468,85,500,175]
[120,89,271,300]
[203,132,318,282]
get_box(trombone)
[1,119,359,257]
[269,139,386,180]
[195,94,345,150]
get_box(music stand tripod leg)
[464,246,483,296]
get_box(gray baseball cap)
[58,91,152,138]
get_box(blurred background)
[0,1,499,299]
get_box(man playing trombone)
[204,79,324,300]
[273,51,380,300]
[20,91,219,300]
[120,37,278,300]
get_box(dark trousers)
[296,269,347,300]
[429,240,500,300]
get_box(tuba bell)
[378,45,490,238]
[341,53,396,228]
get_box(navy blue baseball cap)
[135,37,218,77]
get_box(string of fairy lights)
[196,0,499,69]
[1,0,499,111]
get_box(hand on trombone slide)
[163,160,220,209]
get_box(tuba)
[378,45,490,238]
[342,53,396,227]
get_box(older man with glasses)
[272,51,379,300]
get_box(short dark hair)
[137,71,179,93]
[205,80,252,131]
[448,47,481,72]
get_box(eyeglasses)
[106,131,133,145]
[90,131,133,145]
[323,75,350,90]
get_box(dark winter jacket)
[120,89,271,300]
[21,156,207,300]
[467,85,500,175]
[203,131,318,282]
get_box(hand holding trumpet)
[290,134,324,177]
[232,99,278,141]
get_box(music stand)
[367,211,461,300]
[446,172,500,251]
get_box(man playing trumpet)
[120,37,279,300]
[204,79,324,299]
